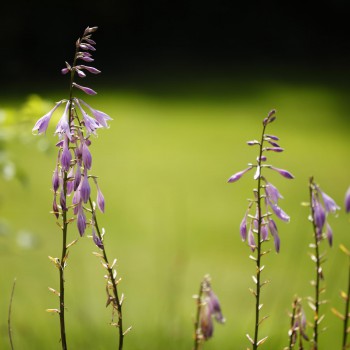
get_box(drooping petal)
[265,182,283,203]
[313,197,326,232]
[261,222,269,241]
[66,168,74,195]
[345,187,350,213]
[79,99,112,128]
[248,228,256,252]
[82,141,92,170]
[92,227,104,249]
[77,210,86,236]
[60,188,67,211]
[80,173,91,203]
[269,202,290,222]
[269,166,295,179]
[97,186,105,213]
[326,222,333,247]
[320,190,340,214]
[208,290,225,324]
[227,166,253,183]
[52,195,59,219]
[239,213,248,241]
[52,166,60,192]
[60,138,72,172]
[55,101,72,140]
[72,82,97,95]
[32,101,63,134]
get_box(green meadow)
[0,73,349,349]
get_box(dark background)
[2,0,350,89]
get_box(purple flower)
[266,197,290,222]
[261,222,269,241]
[312,196,326,232]
[269,166,295,179]
[208,290,225,324]
[72,82,97,95]
[264,134,279,141]
[318,188,340,213]
[66,168,74,195]
[265,147,284,152]
[248,228,256,251]
[60,138,72,172]
[72,193,81,215]
[200,304,213,340]
[82,141,92,170]
[60,188,67,211]
[78,65,101,74]
[345,187,350,213]
[52,195,59,219]
[55,101,72,140]
[79,99,112,128]
[52,166,60,193]
[326,223,333,247]
[92,227,104,249]
[75,99,102,135]
[77,209,86,236]
[97,186,105,213]
[227,166,253,183]
[265,181,283,203]
[239,214,247,241]
[32,101,63,134]
[268,219,280,252]
[80,172,91,203]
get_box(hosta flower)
[32,101,63,135]
[346,187,350,213]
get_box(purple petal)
[60,139,72,172]
[72,192,81,215]
[247,140,260,146]
[80,174,90,203]
[208,290,225,324]
[79,99,112,128]
[75,68,86,78]
[82,142,92,170]
[265,147,284,152]
[52,196,59,219]
[92,227,104,249]
[261,222,268,241]
[313,197,325,231]
[239,214,247,241]
[270,202,290,222]
[66,168,74,195]
[60,189,67,211]
[268,219,278,237]
[269,166,295,179]
[227,166,253,183]
[200,303,213,340]
[32,101,62,134]
[248,229,256,252]
[61,68,70,75]
[97,187,105,213]
[79,55,94,62]
[273,231,280,252]
[345,187,350,213]
[265,182,283,203]
[72,82,97,95]
[326,222,333,247]
[55,101,72,140]
[77,210,86,236]
[74,165,81,191]
[79,65,101,74]
[320,190,340,213]
[52,167,60,192]
[264,134,279,141]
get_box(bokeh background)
[1,1,350,349]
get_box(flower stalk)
[228,110,294,349]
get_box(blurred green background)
[0,71,349,349]
[1,0,350,349]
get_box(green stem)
[309,177,320,350]
[89,198,124,350]
[252,122,267,350]
[342,258,350,350]
[193,280,204,350]
[59,171,68,350]
[8,278,16,350]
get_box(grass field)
[0,73,349,349]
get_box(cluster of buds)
[32,26,111,245]
[309,178,340,246]
[193,275,225,347]
[228,110,294,252]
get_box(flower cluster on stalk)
[32,26,111,246]
[194,275,225,347]
[309,180,340,247]
[227,110,294,252]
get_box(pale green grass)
[0,79,349,349]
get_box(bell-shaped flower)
[82,141,92,170]
[52,195,59,219]
[75,99,102,135]
[52,166,60,193]
[77,207,86,236]
[79,99,112,128]
[80,171,91,203]
[269,166,294,179]
[60,137,72,172]
[318,188,340,213]
[92,227,104,249]
[265,181,283,203]
[248,228,256,252]
[72,82,97,95]
[32,101,63,135]
[345,187,350,213]
[227,166,253,183]
[239,213,248,241]
[326,223,333,247]
[55,101,72,140]
[312,195,326,232]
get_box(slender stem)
[59,171,68,350]
[89,198,124,350]
[8,278,16,350]
[288,298,298,350]
[193,281,204,350]
[309,177,320,350]
[252,122,267,350]
[342,258,350,350]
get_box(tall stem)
[252,122,267,350]
[59,171,68,350]
[309,177,320,350]
[342,258,350,350]
[89,198,124,350]
[193,280,204,350]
